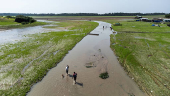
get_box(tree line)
[0,13,167,16]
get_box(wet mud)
[27,21,147,96]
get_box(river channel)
[27,21,146,96]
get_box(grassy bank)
[107,17,170,96]
[0,21,98,95]
[0,17,46,30]
[110,32,170,96]
[105,20,170,33]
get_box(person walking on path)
[65,65,69,76]
[72,72,77,84]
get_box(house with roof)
[152,18,163,22]
[140,18,148,21]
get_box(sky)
[0,0,169,14]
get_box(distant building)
[135,15,142,19]
[163,19,170,22]
[152,18,163,22]
[140,18,148,21]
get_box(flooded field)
[0,20,65,45]
[27,21,146,96]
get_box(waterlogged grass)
[0,21,98,95]
[0,17,46,30]
[99,72,109,79]
[110,33,170,96]
[44,20,92,30]
[105,20,170,33]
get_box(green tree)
[165,14,170,18]
[15,15,36,24]
[6,15,12,19]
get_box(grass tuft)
[99,72,109,79]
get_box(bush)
[15,15,36,24]
[6,15,13,19]
[165,14,170,18]
[167,24,170,27]
[99,72,109,79]
[21,22,28,25]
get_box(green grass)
[31,15,165,18]
[143,15,165,19]
[105,20,170,33]
[106,16,170,96]
[0,17,18,25]
[110,33,170,96]
[31,16,135,18]
[0,17,47,30]
[0,21,99,96]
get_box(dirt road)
[27,21,146,96]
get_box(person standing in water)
[65,65,69,76]
[72,72,77,84]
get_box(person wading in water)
[65,65,69,76]
[72,72,77,84]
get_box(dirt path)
[27,21,146,96]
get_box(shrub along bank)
[15,15,36,25]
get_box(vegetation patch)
[85,62,94,68]
[105,19,170,33]
[106,17,170,95]
[99,72,109,79]
[0,16,46,30]
[110,33,170,96]
[15,15,36,25]
[165,14,170,18]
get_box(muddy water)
[27,21,146,96]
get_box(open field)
[0,18,18,25]
[32,16,135,21]
[143,15,165,19]
[0,21,98,95]
[32,15,165,21]
[105,20,170,33]
[109,17,170,96]
[0,17,46,30]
